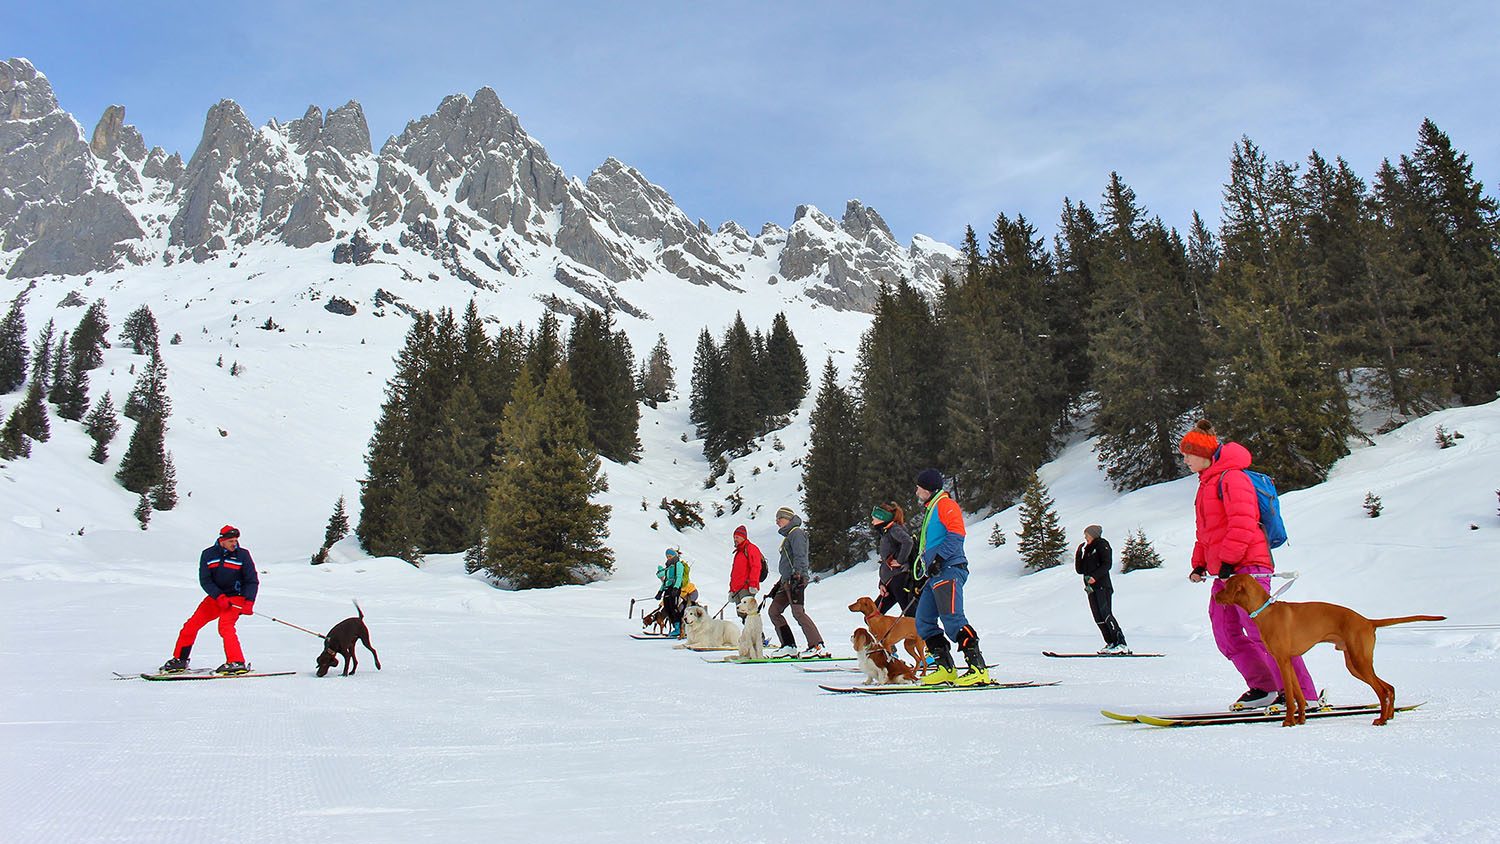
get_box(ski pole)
[262,614,326,640]
[714,599,730,620]
[628,596,657,618]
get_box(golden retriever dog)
[675,604,741,650]
[737,595,764,659]
[852,627,917,685]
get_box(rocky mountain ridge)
[0,57,957,314]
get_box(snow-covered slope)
[2,265,1498,841]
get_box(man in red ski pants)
[159,525,259,675]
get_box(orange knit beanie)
[1178,419,1219,458]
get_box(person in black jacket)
[159,525,260,674]
[1075,524,1129,654]
[870,503,919,616]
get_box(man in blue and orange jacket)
[159,525,259,674]
[913,469,989,686]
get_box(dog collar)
[1248,597,1275,618]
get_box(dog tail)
[1370,614,1445,628]
[353,599,364,620]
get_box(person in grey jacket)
[766,507,826,657]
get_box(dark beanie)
[915,468,944,493]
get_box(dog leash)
[262,615,327,640]
[1249,571,1300,619]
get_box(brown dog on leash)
[1214,573,1443,726]
[316,601,382,677]
[847,596,926,669]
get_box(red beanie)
[1178,420,1219,459]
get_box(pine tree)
[566,310,640,463]
[120,305,159,355]
[84,392,118,463]
[324,495,351,549]
[718,313,761,455]
[802,360,865,573]
[123,348,171,422]
[116,412,167,494]
[15,376,50,444]
[29,319,55,389]
[764,312,809,415]
[854,279,941,513]
[689,328,724,450]
[482,365,613,588]
[1088,173,1206,490]
[1017,473,1067,571]
[1375,120,1500,406]
[420,380,488,553]
[0,293,28,394]
[525,311,563,385]
[357,313,432,557]
[0,397,34,460]
[1052,198,1103,402]
[1206,137,1354,490]
[640,333,675,404]
[313,495,352,564]
[134,490,152,530]
[51,332,90,421]
[69,300,110,371]
[1119,529,1164,572]
[151,452,179,511]
[944,214,1065,510]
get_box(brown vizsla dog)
[1213,573,1444,726]
[847,596,926,669]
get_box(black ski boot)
[158,657,189,674]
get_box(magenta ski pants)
[1208,569,1317,697]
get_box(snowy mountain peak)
[1,57,58,120]
[1,60,957,314]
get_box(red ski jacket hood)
[1191,441,1272,575]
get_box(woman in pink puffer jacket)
[1180,420,1317,710]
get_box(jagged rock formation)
[0,56,957,313]
[1,59,142,278]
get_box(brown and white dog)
[642,605,670,635]
[852,627,917,685]
[675,604,741,650]
[1214,573,1444,726]
[737,595,764,660]
[847,596,926,669]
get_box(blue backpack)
[1218,469,1288,549]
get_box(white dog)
[675,604,741,650]
[737,595,764,659]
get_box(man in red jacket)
[728,525,764,620]
[1181,421,1317,710]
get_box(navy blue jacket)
[199,544,259,601]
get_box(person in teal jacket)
[655,548,687,637]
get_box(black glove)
[1218,563,1236,578]
[791,572,808,587]
[655,589,664,600]
[1190,566,1208,581]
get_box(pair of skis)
[1042,650,1163,658]
[819,679,1060,695]
[703,655,855,664]
[1101,701,1425,727]
[114,669,296,681]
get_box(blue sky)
[8,2,1498,245]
